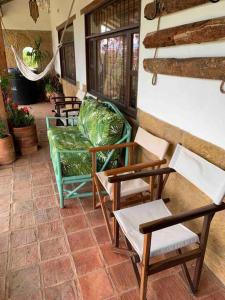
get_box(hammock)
[2,0,75,82]
[11,44,61,81]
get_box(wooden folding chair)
[92,127,169,244]
[110,144,225,300]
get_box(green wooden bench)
[46,98,132,208]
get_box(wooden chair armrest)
[55,101,82,107]
[52,96,78,101]
[139,202,225,234]
[104,159,167,176]
[62,108,80,113]
[108,167,175,183]
[89,142,137,153]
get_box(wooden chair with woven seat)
[91,127,169,245]
[109,144,225,300]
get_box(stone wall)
[138,108,225,285]
[61,79,77,97]
[3,30,52,69]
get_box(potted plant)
[26,37,48,72]
[44,72,64,103]
[6,100,38,155]
[0,118,15,165]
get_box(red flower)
[22,107,29,114]
[12,103,18,110]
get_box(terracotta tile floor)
[0,102,225,299]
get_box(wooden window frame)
[85,0,140,118]
[57,21,76,85]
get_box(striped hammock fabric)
[11,45,61,81]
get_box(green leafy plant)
[45,73,63,94]
[6,100,35,128]
[0,119,7,139]
[0,75,10,103]
[26,37,48,71]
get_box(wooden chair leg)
[92,177,97,209]
[101,196,113,243]
[114,220,120,248]
[192,213,214,292]
[112,182,121,248]
[94,176,114,242]
[140,234,151,300]
[125,237,141,286]
[177,249,195,292]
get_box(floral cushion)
[78,99,125,147]
[48,126,92,177]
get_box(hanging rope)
[1,0,75,81]
[151,2,164,86]
[220,80,225,94]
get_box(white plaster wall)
[49,0,225,149]
[49,0,91,84]
[2,0,51,30]
[138,0,225,150]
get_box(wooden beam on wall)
[144,0,219,20]
[144,17,225,48]
[143,57,225,80]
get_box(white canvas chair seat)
[114,199,199,258]
[97,171,149,199]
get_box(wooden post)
[0,17,7,121]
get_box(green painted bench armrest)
[54,148,89,154]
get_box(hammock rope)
[1,0,75,81]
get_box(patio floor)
[0,102,225,300]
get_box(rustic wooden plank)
[144,17,225,48]
[143,57,225,80]
[144,0,219,20]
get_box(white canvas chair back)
[134,127,169,160]
[76,89,86,101]
[169,145,225,205]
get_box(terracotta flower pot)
[0,134,16,165]
[13,124,38,155]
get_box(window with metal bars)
[58,23,76,84]
[86,0,140,117]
